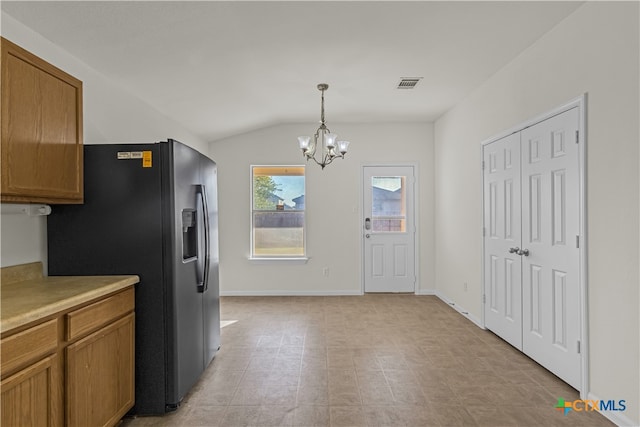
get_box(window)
[371,176,406,232]
[251,166,305,258]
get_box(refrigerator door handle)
[196,184,211,293]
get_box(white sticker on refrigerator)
[117,151,144,160]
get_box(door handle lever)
[517,248,530,256]
[508,247,520,254]
[365,217,371,230]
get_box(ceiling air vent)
[397,77,422,89]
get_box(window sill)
[248,257,309,265]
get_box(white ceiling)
[1,1,582,142]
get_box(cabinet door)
[1,354,60,427]
[66,313,134,427]
[1,37,83,204]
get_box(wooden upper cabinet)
[1,37,83,204]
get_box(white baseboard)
[220,290,363,297]
[586,391,638,427]
[434,291,485,329]
[222,289,438,297]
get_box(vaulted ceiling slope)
[1,1,582,142]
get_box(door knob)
[508,247,520,254]
[365,234,370,238]
[517,248,530,256]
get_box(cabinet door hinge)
[577,340,581,354]
[576,235,580,248]
[575,130,579,144]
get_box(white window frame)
[249,165,308,263]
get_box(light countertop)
[1,262,139,333]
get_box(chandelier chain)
[320,86,325,126]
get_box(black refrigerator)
[47,139,220,415]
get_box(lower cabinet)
[1,354,60,427]
[0,318,61,427]
[67,313,134,427]
[0,286,135,427]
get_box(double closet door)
[483,107,582,390]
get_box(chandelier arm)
[308,155,325,168]
[312,130,320,158]
[324,153,335,167]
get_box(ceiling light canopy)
[298,84,350,170]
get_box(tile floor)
[121,295,613,426]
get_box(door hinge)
[576,235,580,248]
[575,130,579,144]
[482,160,485,170]
[577,340,581,354]
[483,227,486,237]
[482,294,486,304]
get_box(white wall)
[0,13,208,269]
[209,122,434,295]
[434,3,639,426]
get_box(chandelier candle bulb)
[337,140,350,155]
[298,136,311,151]
[324,133,337,149]
[297,83,351,169]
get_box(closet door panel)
[483,132,522,349]
[521,107,581,389]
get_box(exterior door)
[483,132,523,349]
[521,107,581,389]
[363,166,416,293]
[483,107,582,390]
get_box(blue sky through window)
[272,176,305,208]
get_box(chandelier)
[297,83,350,169]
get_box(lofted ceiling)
[1,1,582,142]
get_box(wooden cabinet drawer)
[1,318,57,377]
[66,288,134,341]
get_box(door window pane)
[371,176,406,232]
[252,166,305,257]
